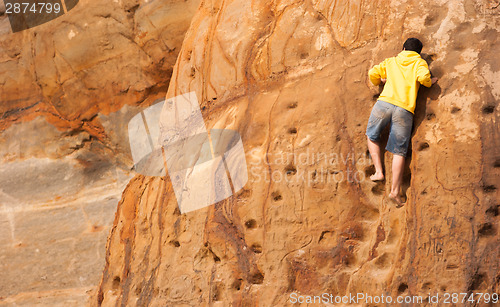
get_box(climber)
[366,38,438,206]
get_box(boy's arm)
[416,59,432,87]
[368,59,387,86]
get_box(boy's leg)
[386,106,413,205]
[389,154,405,204]
[366,101,392,181]
[367,137,384,181]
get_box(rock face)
[95,0,500,305]
[0,0,200,305]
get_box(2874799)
[3,0,79,32]
[5,2,62,14]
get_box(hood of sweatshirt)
[396,50,422,66]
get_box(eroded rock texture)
[97,0,500,305]
[0,0,200,305]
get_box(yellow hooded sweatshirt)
[369,50,432,114]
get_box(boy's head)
[403,38,423,54]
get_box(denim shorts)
[366,100,413,157]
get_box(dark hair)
[403,38,423,54]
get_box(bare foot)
[370,172,385,181]
[389,192,403,207]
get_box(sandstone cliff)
[0,0,200,305]
[93,0,498,305]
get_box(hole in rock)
[318,230,333,243]
[211,249,221,262]
[170,240,180,247]
[371,183,385,195]
[288,102,298,109]
[483,185,497,193]
[285,164,297,175]
[245,219,257,229]
[272,191,282,201]
[342,253,356,267]
[478,223,495,237]
[232,279,242,291]
[398,283,408,294]
[482,105,495,114]
[250,243,262,254]
[452,42,466,51]
[288,127,297,134]
[418,142,430,151]
[485,205,498,217]
[112,276,121,289]
[249,272,264,284]
[365,165,377,178]
[424,14,436,26]
[422,282,433,290]
[468,273,485,291]
[135,286,142,295]
[426,112,436,120]
[451,107,461,113]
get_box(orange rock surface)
[96,0,499,305]
[0,0,199,305]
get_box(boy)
[366,38,437,205]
